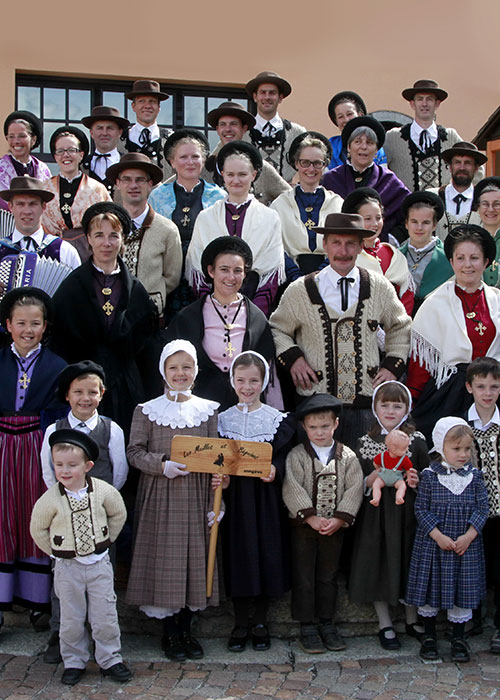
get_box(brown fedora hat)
[245,71,292,98]
[207,101,256,130]
[106,153,163,186]
[312,212,373,238]
[0,176,54,203]
[441,141,488,166]
[81,106,130,131]
[125,79,169,102]
[402,79,448,102]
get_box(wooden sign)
[171,436,272,477]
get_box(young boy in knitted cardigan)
[282,394,363,654]
[30,429,131,686]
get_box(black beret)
[296,393,343,419]
[401,190,445,222]
[163,128,210,164]
[341,116,385,150]
[81,202,132,238]
[327,91,367,125]
[57,361,106,403]
[4,110,43,149]
[216,140,263,176]
[444,224,497,267]
[287,131,333,169]
[0,287,52,328]
[49,428,99,462]
[472,176,500,211]
[341,187,382,214]
[201,236,253,283]
[49,125,90,162]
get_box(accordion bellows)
[0,252,72,299]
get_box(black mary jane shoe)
[252,623,271,651]
[419,636,440,661]
[227,626,249,652]
[451,638,470,663]
[180,633,204,659]
[161,633,187,662]
[378,626,401,651]
[61,667,86,686]
[405,622,424,642]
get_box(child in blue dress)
[406,417,489,662]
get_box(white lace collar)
[218,404,286,442]
[141,393,219,429]
[429,462,475,496]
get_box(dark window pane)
[17,86,41,116]
[69,90,90,121]
[184,96,205,127]
[43,88,66,120]
[207,130,219,151]
[102,91,126,114]
[158,98,173,126]
[44,121,63,152]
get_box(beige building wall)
[1,0,499,145]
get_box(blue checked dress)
[406,462,489,610]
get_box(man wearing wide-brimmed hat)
[384,79,482,192]
[0,176,81,274]
[80,106,129,197]
[428,141,486,241]
[242,71,306,184]
[203,100,290,205]
[124,80,172,176]
[106,153,182,318]
[270,213,410,447]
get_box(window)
[16,75,252,172]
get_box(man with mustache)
[428,142,486,241]
[270,213,410,448]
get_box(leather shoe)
[252,623,270,651]
[405,622,424,642]
[30,611,50,632]
[161,634,186,661]
[299,624,325,654]
[378,626,401,650]
[227,626,248,652]
[180,633,204,659]
[100,662,133,682]
[319,622,346,651]
[61,667,86,686]
[451,638,470,663]
[419,635,439,661]
[43,632,62,664]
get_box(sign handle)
[206,481,223,598]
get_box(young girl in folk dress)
[0,288,66,632]
[125,340,219,662]
[406,418,489,663]
[348,381,429,650]
[218,351,294,652]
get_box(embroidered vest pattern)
[472,425,500,517]
[67,493,96,556]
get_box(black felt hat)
[287,131,332,169]
[296,393,343,419]
[49,125,90,162]
[341,187,382,214]
[0,287,53,328]
[201,236,253,283]
[4,110,43,149]
[401,191,445,222]
[206,101,256,130]
[472,177,500,211]
[444,224,497,267]
[216,140,263,176]
[49,428,99,462]
[341,116,385,150]
[163,129,210,165]
[81,202,132,238]
[327,91,367,125]
[57,361,106,403]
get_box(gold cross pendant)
[102,300,114,316]
[475,321,487,336]
[181,213,190,227]
[18,372,30,390]
[226,341,236,358]
[304,218,316,230]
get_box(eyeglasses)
[117,176,150,185]
[297,159,325,170]
[54,147,81,156]
[479,200,500,211]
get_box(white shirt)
[132,205,149,230]
[255,113,283,136]
[90,147,120,181]
[468,404,500,432]
[12,227,81,270]
[317,264,360,314]
[41,410,129,490]
[410,120,438,149]
[445,183,474,216]
[311,441,335,465]
[128,123,160,146]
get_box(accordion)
[0,252,72,300]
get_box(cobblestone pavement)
[0,626,499,699]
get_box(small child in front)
[30,429,131,686]
[370,429,413,506]
[282,394,363,654]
